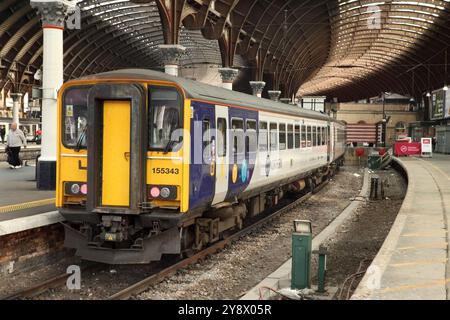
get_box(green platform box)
[368,154,381,170]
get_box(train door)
[212,106,229,205]
[87,84,146,214]
[102,101,131,206]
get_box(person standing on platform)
[0,126,5,144]
[6,122,27,169]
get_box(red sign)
[394,142,422,157]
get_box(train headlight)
[64,182,86,196]
[71,184,80,194]
[148,185,177,200]
[160,187,171,199]
[150,186,160,198]
[80,184,88,195]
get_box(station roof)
[1,0,450,102]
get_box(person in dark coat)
[0,126,5,144]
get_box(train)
[56,69,346,264]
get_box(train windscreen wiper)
[75,126,87,152]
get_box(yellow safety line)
[397,242,448,251]
[389,259,448,268]
[381,278,450,294]
[0,198,55,214]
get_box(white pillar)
[31,0,75,190]
[158,44,186,77]
[10,93,22,125]
[218,67,239,90]
[249,81,266,98]
[268,90,282,102]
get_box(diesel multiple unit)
[56,69,346,264]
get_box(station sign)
[421,138,433,157]
[431,90,445,120]
[394,142,421,157]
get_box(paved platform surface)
[353,155,450,300]
[0,161,55,223]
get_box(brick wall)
[0,224,68,276]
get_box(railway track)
[108,190,316,300]
[1,264,100,300]
[3,182,327,300]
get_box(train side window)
[307,126,312,147]
[231,118,244,164]
[246,119,257,156]
[301,125,306,148]
[312,127,316,147]
[217,118,227,157]
[259,121,268,152]
[279,123,286,150]
[270,123,278,152]
[295,125,301,149]
[316,127,320,147]
[287,124,294,149]
[202,119,213,163]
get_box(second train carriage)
[57,69,346,264]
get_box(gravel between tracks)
[137,166,364,300]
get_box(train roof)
[78,68,344,124]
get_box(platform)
[0,161,59,235]
[353,155,450,300]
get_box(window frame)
[61,85,91,150]
[295,124,301,149]
[148,85,184,152]
[287,124,294,149]
[279,123,287,150]
[259,121,268,152]
[231,117,245,164]
[217,117,227,157]
[270,122,278,152]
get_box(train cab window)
[246,120,257,155]
[217,118,227,157]
[270,123,278,151]
[149,86,183,152]
[287,124,294,149]
[295,125,301,149]
[301,125,306,148]
[307,126,312,147]
[232,118,244,164]
[62,86,90,149]
[279,123,286,150]
[259,121,268,152]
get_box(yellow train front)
[57,69,346,264]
